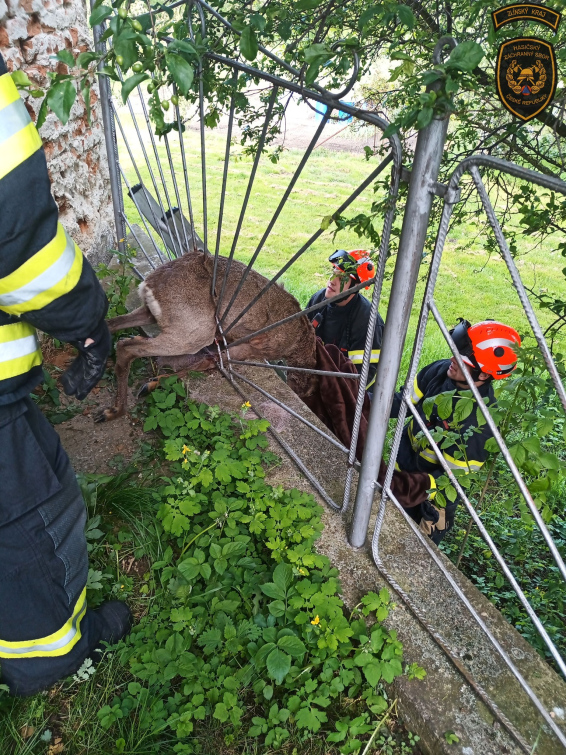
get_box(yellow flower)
[298,568,307,576]
[311,615,320,625]
[242,401,251,409]
[182,445,190,455]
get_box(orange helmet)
[450,319,521,380]
[329,249,374,289]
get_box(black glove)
[61,319,111,400]
[419,499,458,545]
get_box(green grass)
[115,106,566,380]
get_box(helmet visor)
[450,319,477,367]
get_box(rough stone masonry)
[0,0,114,263]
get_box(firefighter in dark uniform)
[391,319,521,543]
[0,55,131,696]
[307,249,384,390]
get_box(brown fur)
[100,251,317,420]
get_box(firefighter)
[307,249,383,390]
[390,319,521,543]
[0,54,132,696]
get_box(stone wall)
[0,0,114,264]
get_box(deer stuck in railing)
[97,249,317,421]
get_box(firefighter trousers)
[0,397,102,696]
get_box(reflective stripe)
[476,337,517,350]
[348,349,380,364]
[0,322,42,379]
[0,73,42,180]
[0,73,20,111]
[0,224,83,315]
[0,588,86,659]
[0,98,31,142]
[442,451,484,472]
[427,474,437,500]
[419,447,438,464]
[410,376,423,404]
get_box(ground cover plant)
[0,376,423,755]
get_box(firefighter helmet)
[328,249,374,289]
[450,319,521,380]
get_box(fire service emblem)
[496,37,557,121]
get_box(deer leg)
[107,306,156,334]
[95,333,195,422]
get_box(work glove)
[61,318,111,400]
[418,498,458,545]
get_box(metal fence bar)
[163,130,192,253]
[230,369,352,457]
[113,111,167,264]
[137,84,184,258]
[217,87,279,318]
[469,165,566,415]
[220,109,333,328]
[376,485,565,751]
[342,161,402,512]
[175,89,197,252]
[224,154,393,334]
[212,78,237,297]
[222,368,342,510]
[225,276,377,350]
[229,360,360,378]
[349,42,455,547]
[91,5,126,252]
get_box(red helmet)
[450,319,521,380]
[328,249,374,289]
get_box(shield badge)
[496,37,557,121]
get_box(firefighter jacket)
[391,359,496,496]
[306,289,383,389]
[0,57,108,405]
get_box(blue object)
[314,102,354,122]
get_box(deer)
[97,249,318,421]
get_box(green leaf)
[320,214,333,230]
[396,4,415,28]
[240,25,259,62]
[362,661,382,686]
[121,73,149,104]
[296,0,323,8]
[89,4,113,27]
[436,391,455,420]
[539,452,560,470]
[46,80,76,125]
[77,51,98,69]
[53,49,75,67]
[446,41,484,72]
[453,397,474,423]
[11,70,32,87]
[165,53,194,96]
[303,43,333,66]
[266,648,291,684]
[277,635,306,657]
[260,582,285,600]
[213,702,230,722]
[273,562,293,593]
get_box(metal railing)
[92,1,566,749]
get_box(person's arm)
[346,302,382,388]
[0,56,110,399]
[390,363,430,418]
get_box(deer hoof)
[95,407,122,423]
[137,378,160,398]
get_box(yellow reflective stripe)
[348,349,380,364]
[442,451,483,473]
[0,72,20,111]
[0,588,86,659]
[427,474,437,500]
[419,447,438,464]
[366,372,376,390]
[411,376,423,404]
[0,224,83,315]
[0,120,42,180]
[0,322,42,379]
